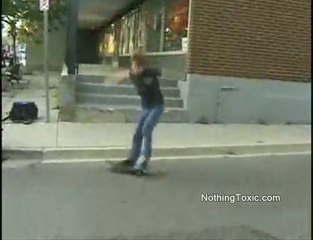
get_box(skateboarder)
[117,51,164,175]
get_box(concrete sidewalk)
[2,71,60,123]
[2,123,311,160]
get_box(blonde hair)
[131,48,146,67]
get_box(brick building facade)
[188,0,311,82]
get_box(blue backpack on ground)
[2,101,38,124]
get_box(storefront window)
[129,12,135,53]
[143,0,189,52]
[105,33,114,54]
[99,27,115,56]
[163,0,189,52]
[112,0,189,55]
[137,10,146,50]
[143,3,163,52]
[119,16,129,55]
[117,10,144,55]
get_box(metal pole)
[159,7,165,52]
[44,10,50,122]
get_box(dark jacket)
[129,67,164,108]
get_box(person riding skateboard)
[117,51,164,175]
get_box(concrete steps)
[76,75,106,83]
[77,74,178,87]
[76,93,183,108]
[74,74,186,123]
[75,104,187,123]
[76,82,180,98]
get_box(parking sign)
[40,0,49,11]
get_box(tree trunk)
[12,24,17,64]
[9,21,17,64]
[12,38,17,63]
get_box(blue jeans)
[129,104,164,165]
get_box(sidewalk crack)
[55,121,59,147]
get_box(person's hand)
[130,67,138,75]
[116,73,129,84]
[115,69,129,84]
[130,63,143,75]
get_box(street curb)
[2,142,311,161]
[2,148,44,161]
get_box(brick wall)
[188,0,311,82]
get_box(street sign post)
[40,0,49,11]
[40,0,50,122]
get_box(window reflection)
[102,0,189,55]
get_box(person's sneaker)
[133,157,149,168]
[141,159,149,169]
[131,163,149,176]
[130,168,148,176]
[141,167,149,175]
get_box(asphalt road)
[2,153,311,240]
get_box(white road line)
[8,142,308,152]
[41,151,311,165]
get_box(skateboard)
[106,161,167,178]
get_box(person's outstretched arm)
[116,69,131,84]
